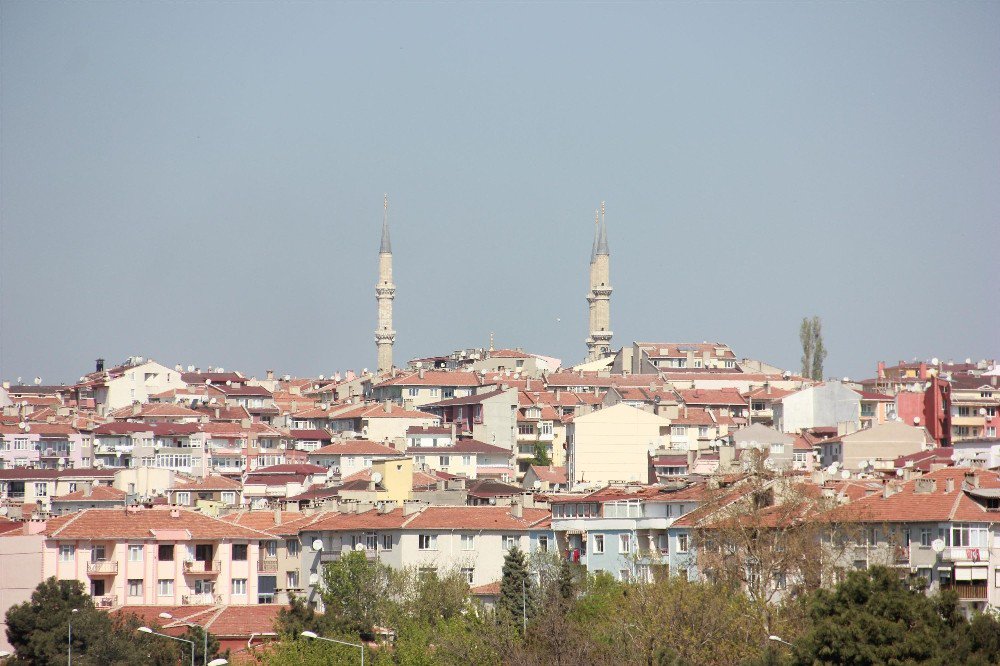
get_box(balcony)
[182,559,221,575]
[942,547,986,563]
[893,545,910,565]
[87,560,118,575]
[94,594,117,608]
[182,593,221,605]
[257,557,279,573]
[942,582,988,600]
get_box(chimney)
[914,478,936,494]
[450,422,456,442]
[170,508,180,518]
[919,362,928,380]
[945,478,955,493]
[877,361,886,379]
[214,408,220,419]
[383,400,392,414]
[525,378,531,391]
[83,482,93,497]
[418,368,425,380]
[555,389,561,401]
[96,358,105,373]
[266,370,275,381]
[964,471,980,489]
[131,402,141,416]
[274,508,282,526]
[511,500,523,519]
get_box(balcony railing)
[182,559,221,574]
[94,594,117,608]
[942,582,988,600]
[942,547,986,563]
[257,557,279,573]
[87,560,118,575]
[182,593,222,605]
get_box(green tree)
[178,624,228,666]
[5,578,176,665]
[791,567,960,665]
[799,316,827,380]
[528,441,551,467]
[497,546,536,633]
[320,549,393,639]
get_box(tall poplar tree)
[800,316,827,380]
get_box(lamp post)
[301,630,364,666]
[68,608,78,665]
[159,612,225,666]
[138,626,196,666]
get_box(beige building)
[83,358,187,412]
[817,421,932,472]
[566,403,670,488]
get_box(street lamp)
[158,612,226,666]
[300,630,364,666]
[768,635,794,648]
[68,608,78,665]
[138,626,196,666]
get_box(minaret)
[375,194,396,374]
[586,202,613,360]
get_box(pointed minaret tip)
[380,193,392,254]
[596,201,609,255]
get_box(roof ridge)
[50,509,87,536]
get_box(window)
[232,578,247,595]
[195,579,214,595]
[128,545,143,562]
[59,545,75,562]
[439,455,450,467]
[462,455,472,466]
[619,534,631,554]
[408,388,419,397]
[538,536,549,553]
[68,483,77,493]
[950,523,989,548]
[540,422,553,436]
[261,540,277,558]
[461,567,475,584]
[920,528,932,547]
[92,545,106,562]
[502,535,517,551]
[365,534,378,551]
[158,544,174,561]
[775,571,787,590]
[418,534,437,550]
[672,426,687,437]
[232,544,248,561]
[620,569,631,582]
[221,492,236,505]
[382,534,393,551]
[593,535,605,554]
[176,492,190,505]
[158,579,173,596]
[771,444,785,455]
[677,534,689,553]
[34,482,48,497]
[461,534,475,551]
[518,424,534,436]
[287,571,300,589]
[128,579,143,597]
[698,426,709,438]
[286,539,300,557]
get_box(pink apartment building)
[40,507,281,608]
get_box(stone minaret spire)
[375,194,396,374]
[586,202,613,361]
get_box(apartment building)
[40,507,279,608]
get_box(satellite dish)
[58,457,66,466]
[980,408,988,416]
[533,480,541,489]
[154,442,163,450]
[205,379,212,385]
[371,472,383,484]
[209,398,217,405]
[0,507,8,516]
[309,573,319,585]
[913,417,920,425]
[226,380,232,386]
[415,362,422,369]
[858,460,869,470]
[34,377,41,385]
[896,468,904,477]
[312,539,323,551]
[931,539,945,554]
[931,357,939,365]
[318,375,325,381]
[829,463,840,473]
[354,543,365,551]
[22,424,30,433]
[489,497,497,505]
[18,422,27,430]
[840,470,850,479]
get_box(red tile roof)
[375,371,481,388]
[677,388,748,407]
[43,507,276,539]
[528,465,567,484]
[51,486,126,502]
[308,440,400,456]
[169,475,243,492]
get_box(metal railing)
[87,560,118,575]
[182,559,221,574]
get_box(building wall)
[568,404,670,487]
[0,534,45,652]
[103,362,187,411]
[776,382,861,434]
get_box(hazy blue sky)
[1,2,997,384]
